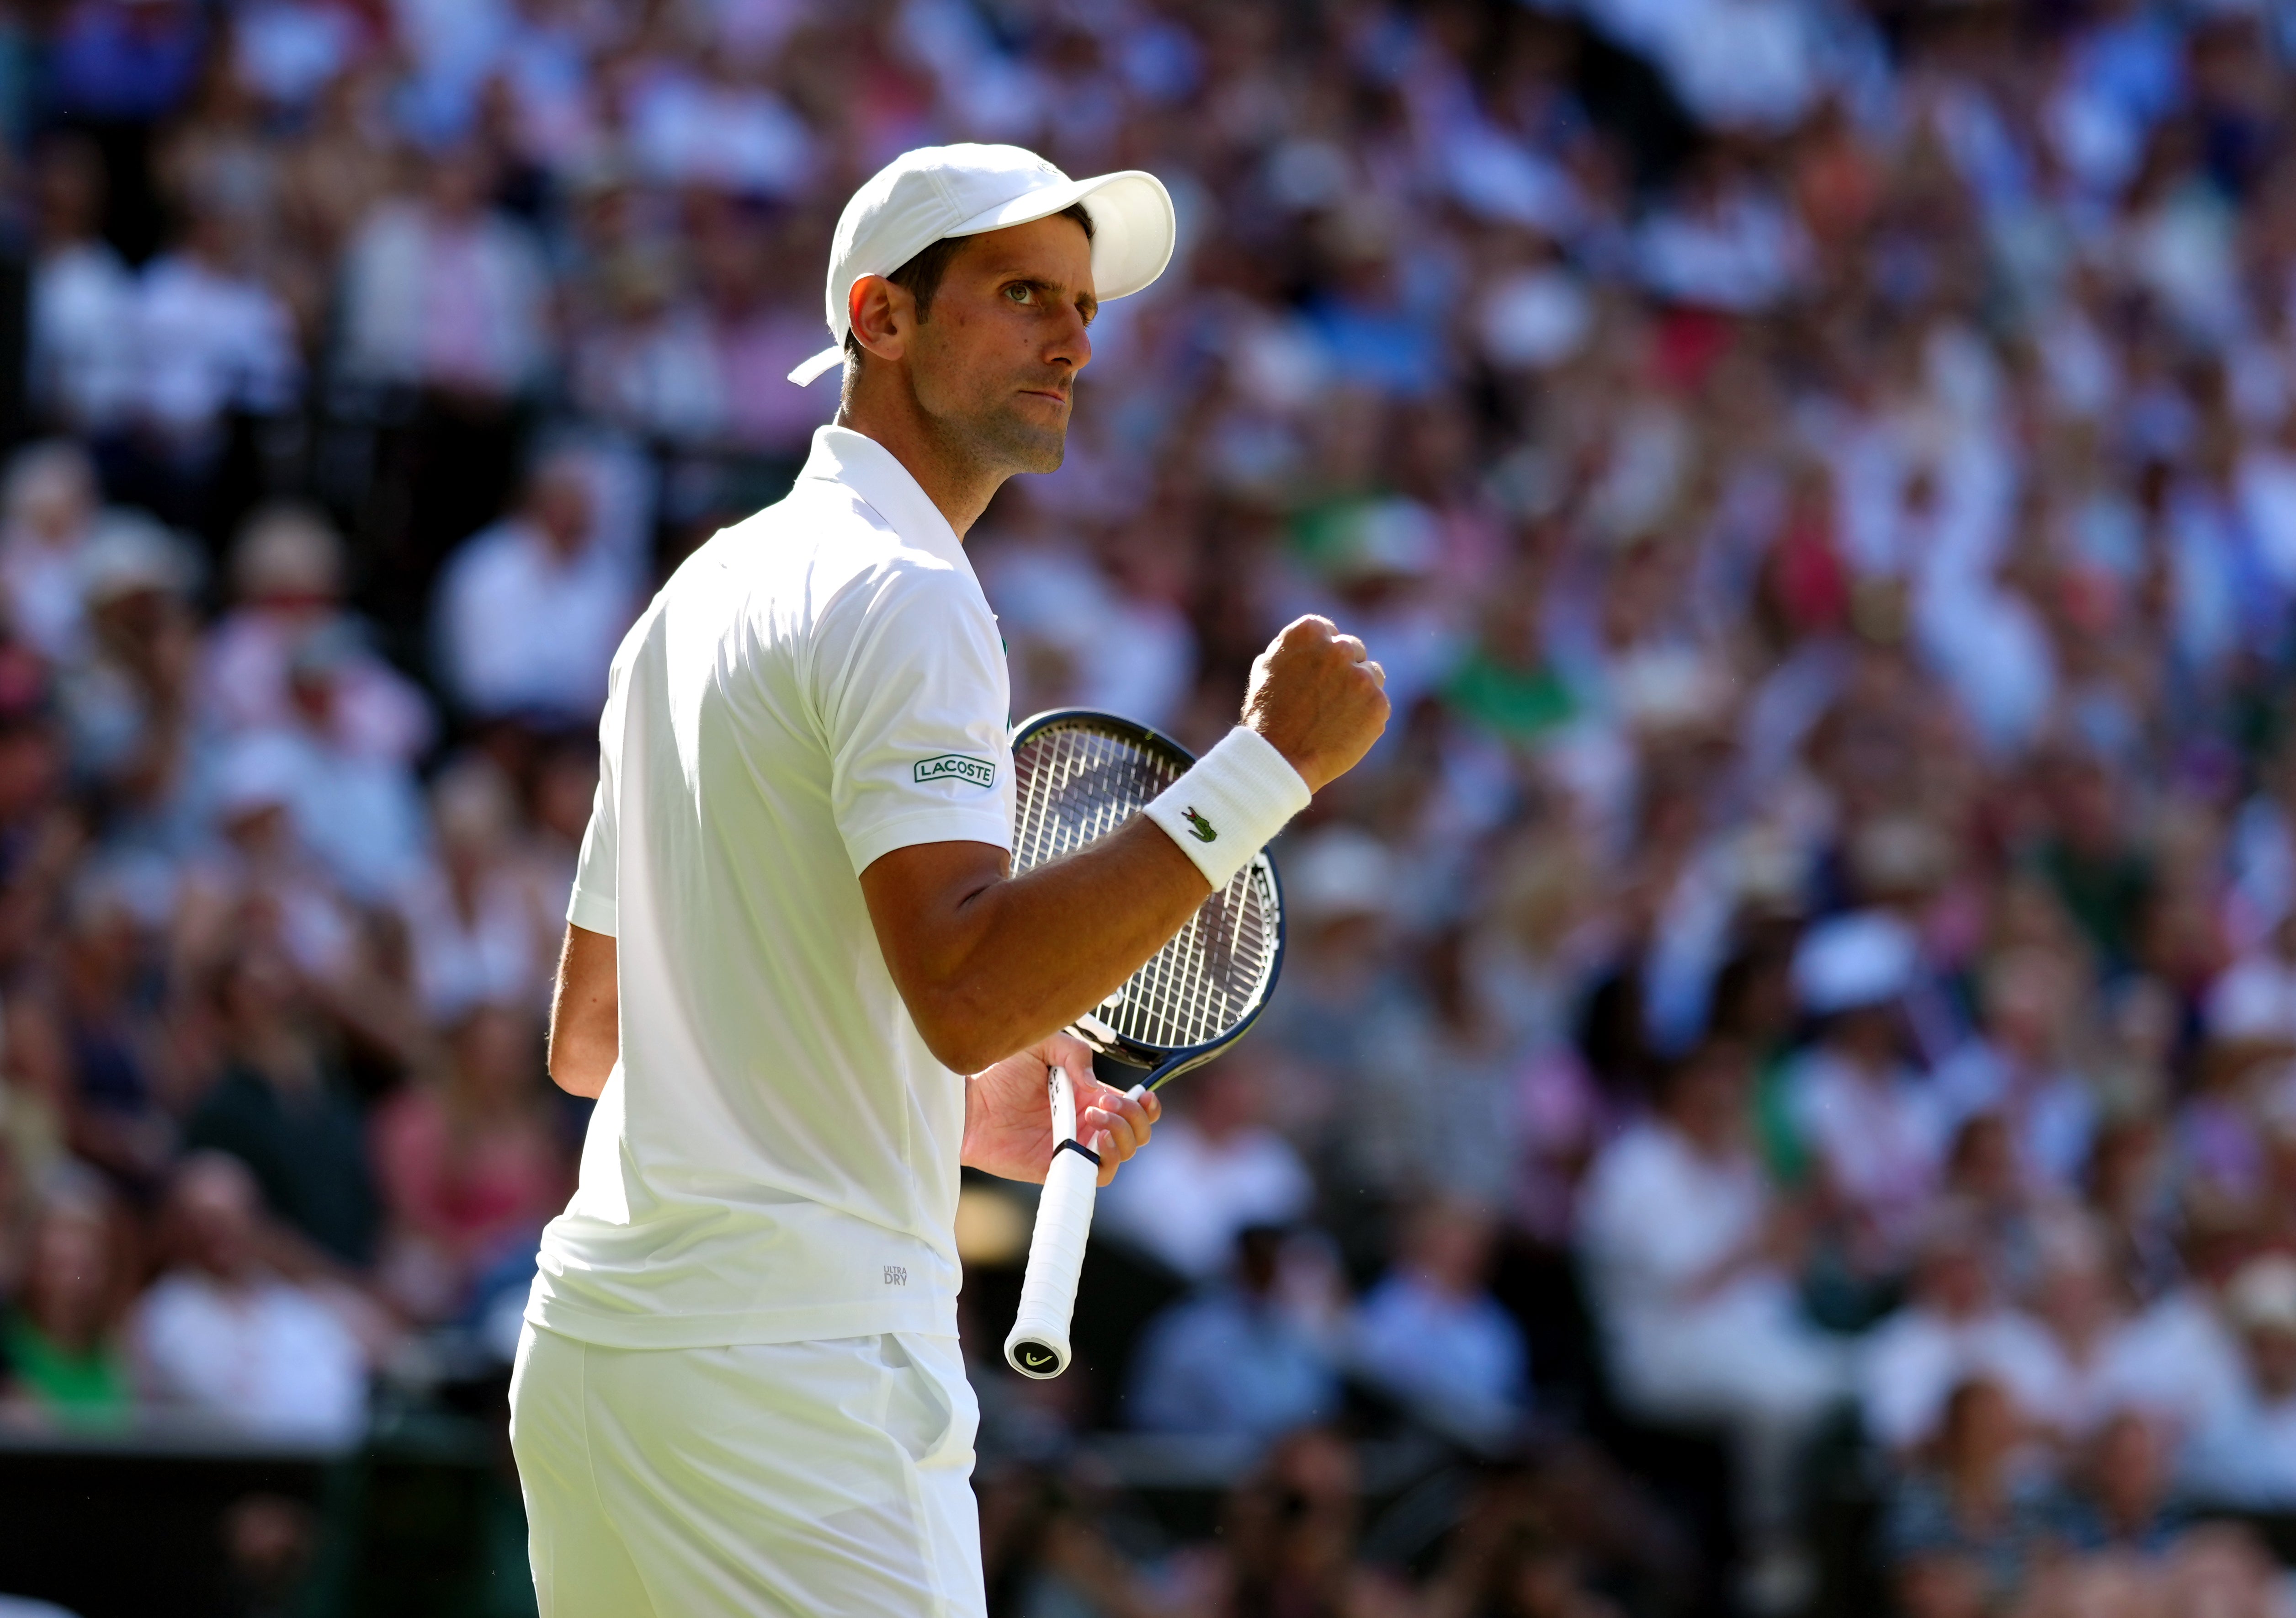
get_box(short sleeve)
[821,563,1013,876]
[566,661,623,936]
[567,771,618,935]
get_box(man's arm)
[859,616,1387,1074]
[547,923,618,1098]
[861,826,1206,1074]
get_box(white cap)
[1285,827,1398,925]
[1792,910,1918,1016]
[80,510,201,605]
[213,732,307,821]
[2206,957,2296,1047]
[789,143,1175,387]
[2229,1253,2296,1335]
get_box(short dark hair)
[842,201,1094,361]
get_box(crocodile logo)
[1183,807,1216,843]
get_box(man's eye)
[1005,284,1033,304]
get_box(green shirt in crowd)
[2,1310,130,1428]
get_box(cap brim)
[948,169,1175,303]
[788,345,844,386]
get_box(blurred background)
[12,0,2296,1615]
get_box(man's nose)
[1048,304,1092,372]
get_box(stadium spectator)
[2056,1408,2187,1559]
[1577,1037,1849,1587]
[1125,1224,1339,1444]
[1931,948,2099,1192]
[199,503,432,764]
[129,1152,365,1443]
[241,625,430,905]
[335,142,550,402]
[35,878,180,1193]
[2176,978,2294,1219]
[1199,1428,1420,1618]
[1881,1376,2066,1618]
[2182,1252,2296,1508]
[370,1002,568,1321]
[0,1174,133,1430]
[2022,1215,2139,1441]
[0,442,103,667]
[429,451,636,727]
[1095,1051,1313,1282]
[125,198,302,534]
[27,138,137,442]
[56,511,205,834]
[1858,1210,2057,1454]
[1350,1198,1530,1437]
[176,731,366,989]
[1251,826,1424,1192]
[1936,1113,2052,1301]
[182,941,378,1270]
[396,756,554,1022]
[1782,910,1946,1277]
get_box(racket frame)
[1008,709,1287,1094]
[999,709,1290,1379]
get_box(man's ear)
[848,274,914,363]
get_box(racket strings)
[1011,721,1277,1052]
[1018,726,1200,1045]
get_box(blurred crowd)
[15,0,2296,1615]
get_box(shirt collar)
[799,426,968,570]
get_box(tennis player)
[509,143,1389,1617]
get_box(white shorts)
[509,1323,987,1618]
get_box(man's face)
[900,214,1097,474]
[531,469,593,557]
[181,1173,258,1280]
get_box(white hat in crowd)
[1792,910,1917,1017]
[80,511,202,606]
[213,732,307,822]
[2204,956,2296,1049]
[788,143,1175,386]
[233,503,345,602]
[1283,826,1398,926]
[2229,1253,2296,1336]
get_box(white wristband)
[1143,727,1311,889]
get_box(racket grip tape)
[1004,1141,1099,1378]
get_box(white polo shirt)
[526,425,1013,1349]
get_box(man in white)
[1095,1051,1314,1280]
[2184,1254,2296,1507]
[1857,1209,2057,1453]
[133,1153,367,1444]
[510,144,1390,1618]
[1577,1038,1848,1601]
[432,452,638,727]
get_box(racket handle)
[1004,1067,1100,1379]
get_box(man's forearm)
[862,617,1391,1073]
[860,820,1210,1074]
[547,924,619,1097]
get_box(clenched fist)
[1242,616,1391,793]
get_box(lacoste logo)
[914,754,996,788]
[1183,807,1216,842]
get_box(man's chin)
[978,413,1067,475]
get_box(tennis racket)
[1000,710,1287,1379]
